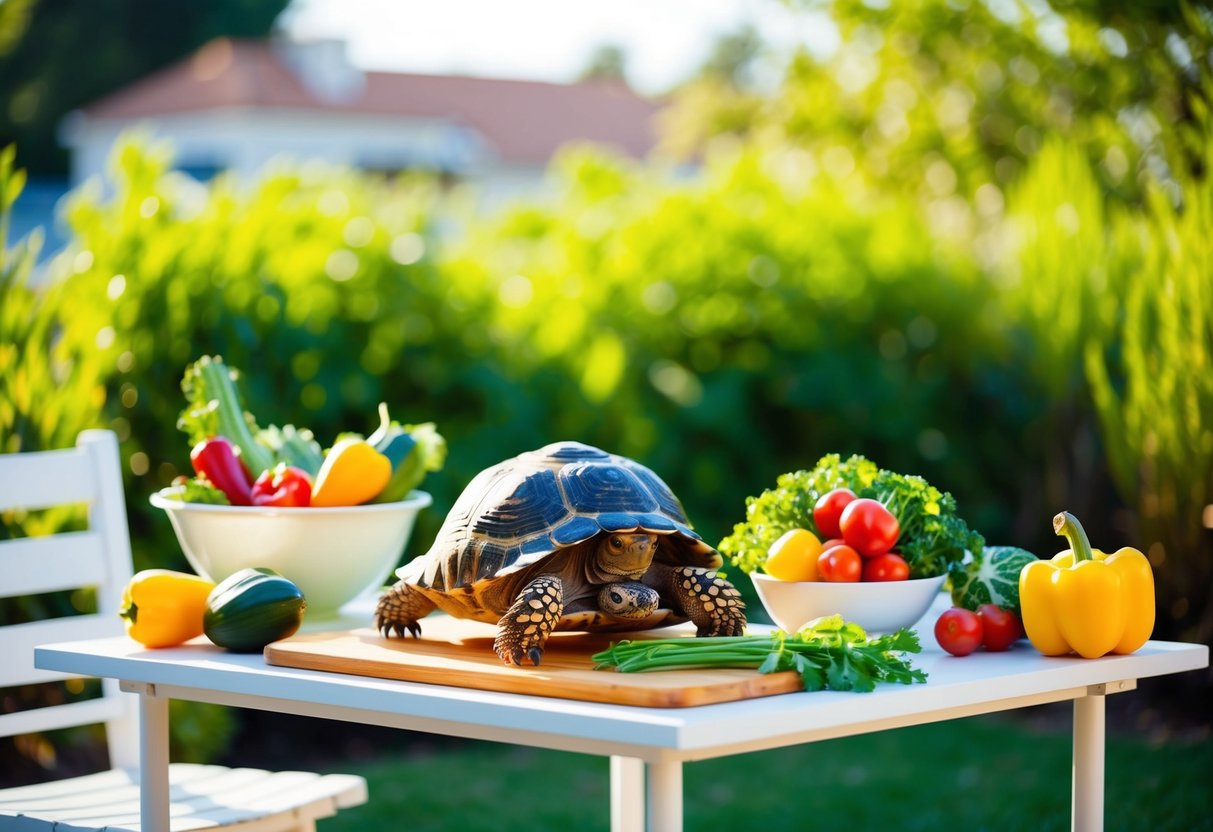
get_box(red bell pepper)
[251,463,313,507]
[190,437,253,506]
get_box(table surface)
[34,597,1209,764]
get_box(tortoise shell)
[396,441,720,592]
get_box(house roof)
[81,38,664,164]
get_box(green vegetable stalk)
[258,423,324,476]
[367,402,447,502]
[177,355,276,478]
[593,615,926,693]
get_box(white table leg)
[610,756,645,832]
[1072,693,1105,832]
[646,757,683,832]
[139,690,171,832]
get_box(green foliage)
[42,138,451,566]
[0,144,106,456]
[0,0,290,175]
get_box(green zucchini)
[203,567,306,652]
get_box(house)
[60,37,665,204]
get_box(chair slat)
[0,532,108,598]
[0,764,367,831]
[0,446,97,512]
[0,615,120,689]
[0,698,126,744]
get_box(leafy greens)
[592,615,927,693]
[719,453,983,578]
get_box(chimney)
[273,36,365,102]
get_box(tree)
[579,43,629,85]
[0,0,290,176]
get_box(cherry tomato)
[977,604,1023,652]
[816,544,862,582]
[934,607,984,657]
[862,552,910,582]
[839,498,900,557]
[813,488,856,540]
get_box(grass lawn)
[314,711,1212,831]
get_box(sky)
[279,0,839,94]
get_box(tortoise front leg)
[653,564,747,637]
[375,581,437,639]
[495,575,564,666]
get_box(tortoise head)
[587,532,658,583]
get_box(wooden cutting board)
[265,617,801,708]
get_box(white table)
[35,598,1207,832]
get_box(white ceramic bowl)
[150,491,432,617]
[750,572,947,633]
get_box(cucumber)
[203,567,306,652]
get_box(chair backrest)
[0,429,139,768]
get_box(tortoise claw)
[527,646,543,666]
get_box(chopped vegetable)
[311,437,392,506]
[719,453,984,579]
[177,355,276,478]
[189,436,253,506]
[1019,511,1155,659]
[592,615,926,693]
[948,545,1038,616]
[119,569,216,648]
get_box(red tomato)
[839,498,900,557]
[816,544,862,582]
[977,604,1023,652]
[813,488,856,540]
[934,608,984,657]
[862,552,910,582]
[821,538,845,551]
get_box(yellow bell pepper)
[1019,511,1155,659]
[118,569,216,648]
[310,437,392,507]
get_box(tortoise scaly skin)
[374,441,746,666]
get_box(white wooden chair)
[0,429,368,831]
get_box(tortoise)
[374,441,747,666]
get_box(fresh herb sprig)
[592,615,927,693]
[719,453,984,578]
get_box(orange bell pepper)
[1019,511,1155,659]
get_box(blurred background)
[1,0,1210,825]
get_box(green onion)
[592,615,927,693]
